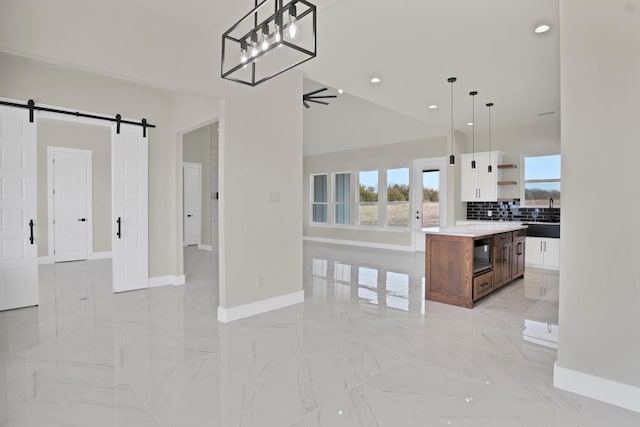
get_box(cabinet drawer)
[513,229,527,239]
[494,232,512,245]
[473,270,494,300]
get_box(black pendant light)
[487,102,494,174]
[448,77,457,167]
[470,91,478,170]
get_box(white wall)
[36,119,111,257]
[0,52,178,278]
[219,71,303,309]
[555,0,640,410]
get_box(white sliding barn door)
[0,106,38,311]
[111,124,148,293]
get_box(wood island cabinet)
[425,227,527,308]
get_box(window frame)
[385,166,411,228]
[332,171,352,226]
[310,173,329,224]
[357,169,380,226]
[520,154,561,207]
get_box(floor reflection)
[304,242,426,314]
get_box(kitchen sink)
[524,222,560,238]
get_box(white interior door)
[412,157,447,252]
[0,106,38,311]
[183,163,201,246]
[112,124,148,293]
[52,148,91,262]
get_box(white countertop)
[423,223,527,238]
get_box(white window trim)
[520,153,561,207]
[310,173,329,224]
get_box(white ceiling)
[0,0,560,144]
[302,0,560,136]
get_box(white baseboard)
[303,236,414,252]
[217,290,304,323]
[38,256,54,265]
[554,362,640,413]
[197,244,212,251]
[148,275,186,288]
[88,251,112,260]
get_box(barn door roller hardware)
[0,99,155,137]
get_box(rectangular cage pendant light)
[221,0,316,86]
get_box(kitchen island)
[424,224,527,308]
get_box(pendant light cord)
[487,102,494,173]
[447,77,457,166]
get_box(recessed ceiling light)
[467,122,474,126]
[337,88,344,94]
[370,77,381,84]
[429,104,438,109]
[534,24,551,34]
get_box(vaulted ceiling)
[0,0,560,147]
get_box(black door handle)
[78,218,86,222]
[187,214,193,217]
[116,217,121,239]
[29,219,34,245]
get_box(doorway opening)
[182,122,219,287]
[40,120,112,264]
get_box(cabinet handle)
[478,189,481,199]
[540,241,543,252]
[544,241,547,252]
[479,281,490,288]
[116,217,121,239]
[29,219,34,245]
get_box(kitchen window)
[334,172,351,225]
[523,154,561,207]
[311,174,328,223]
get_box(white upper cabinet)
[461,151,502,202]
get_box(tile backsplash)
[467,199,560,222]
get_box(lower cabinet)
[493,232,512,288]
[525,237,560,270]
[512,231,526,279]
[425,228,527,308]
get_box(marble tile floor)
[1,243,639,426]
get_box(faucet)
[549,198,554,209]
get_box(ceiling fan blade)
[303,101,311,108]
[307,95,337,99]
[307,99,329,106]
[304,87,328,97]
